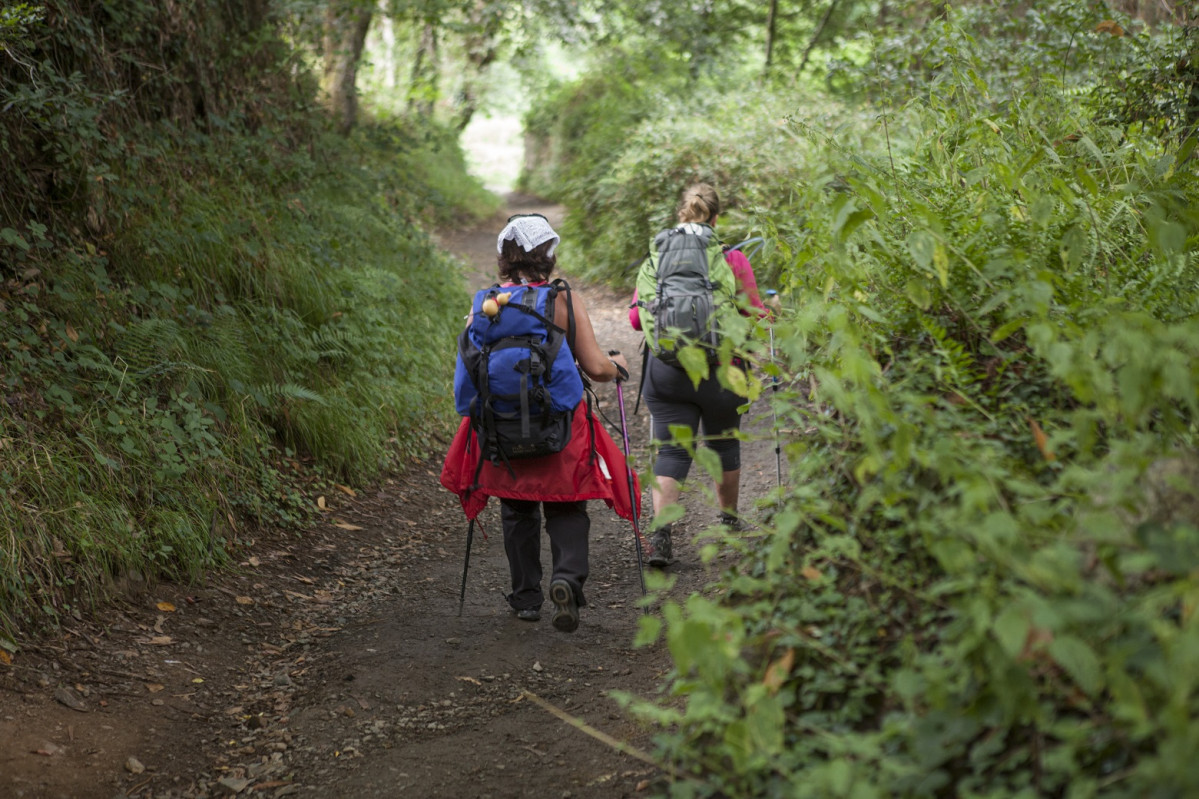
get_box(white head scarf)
[497,214,559,258]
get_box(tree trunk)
[764,0,778,75]
[796,0,841,80]
[452,0,503,132]
[408,22,439,117]
[323,1,374,135]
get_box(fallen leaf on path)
[145,683,165,693]
[247,556,261,567]
[333,522,363,531]
[317,496,326,510]
[335,484,356,497]
[0,651,11,666]
[235,596,254,605]
[156,601,176,612]
[801,566,822,581]
[456,676,482,685]
[148,636,173,645]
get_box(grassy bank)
[1,117,497,639]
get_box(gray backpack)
[635,224,736,366]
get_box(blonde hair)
[677,183,721,224]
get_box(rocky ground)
[0,196,782,799]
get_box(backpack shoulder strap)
[550,278,576,350]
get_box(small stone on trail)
[217,776,251,794]
[125,756,146,774]
[532,661,543,672]
[54,686,88,712]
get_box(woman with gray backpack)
[629,183,770,567]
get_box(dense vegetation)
[3,0,1198,794]
[0,2,496,637]
[521,2,1199,795]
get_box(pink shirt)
[628,247,769,331]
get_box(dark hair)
[498,237,556,282]
[677,182,721,224]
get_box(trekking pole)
[457,519,475,617]
[766,291,783,507]
[612,358,648,603]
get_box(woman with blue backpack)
[629,183,770,568]
[442,213,634,633]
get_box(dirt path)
[1,195,780,799]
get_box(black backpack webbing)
[465,279,594,488]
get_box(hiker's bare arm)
[557,290,628,382]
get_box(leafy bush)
[520,53,664,205]
[523,73,814,289]
[557,11,1199,797]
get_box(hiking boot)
[515,607,541,622]
[548,579,579,633]
[647,524,673,568]
[719,511,746,531]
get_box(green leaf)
[993,605,1030,658]
[1048,635,1104,696]
[651,503,685,528]
[1153,220,1185,257]
[904,279,932,309]
[907,230,936,272]
[933,242,949,288]
[1,228,30,251]
[667,619,716,675]
[745,694,785,756]
[634,614,662,647]
[990,317,1027,343]
[677,345,708,388]
[694,446,722,482]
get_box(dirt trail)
[1,195,780,798]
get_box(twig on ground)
[521,689,689,783]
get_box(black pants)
[643,356,744,481]
[500,498,589,611]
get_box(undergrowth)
[527,5,1199,795]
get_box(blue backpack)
[454,279,584,470]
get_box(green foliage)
[523,70,811,286]
[533,5,1199,795]
[520,51,667,204]
[0,0,495,637]
[0,118,478,634]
